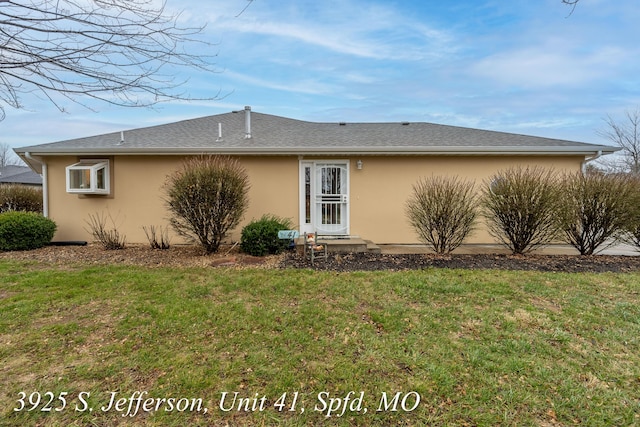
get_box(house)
[0,165,43,186]
[14,107,617,245]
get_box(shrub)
[482,166,561,255]
[622,176,640,251]
[406,175,477,254]
[627,224,640,250]
[143,225,171,250]
[0,185,43,213]
[240,214,293,256]
[85,211,126,250]
[558,172,637,255]
[0,211,56,251]
[165,155,250,254]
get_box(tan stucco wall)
[46,155,299,243]
[44,154,584,245]
[348,156,582,244]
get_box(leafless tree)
[598,109,640,176]
[0,142,23,167]
[0,0,219,121]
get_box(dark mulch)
[1,244,639,273]
[280,251,640,273]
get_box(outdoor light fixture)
[356,160,363,170]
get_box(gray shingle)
[15,109,617,156]
[0,166,42,185]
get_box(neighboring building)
[0,165,43,186]
[14,107,618,245]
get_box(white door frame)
[299,160,350,235]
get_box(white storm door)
[300,161,349,235]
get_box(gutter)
[24,152,49,217]
[15,145,621,157]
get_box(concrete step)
[296,237,381,254]
[365,240,381,254]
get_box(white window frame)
[65,159,110,195]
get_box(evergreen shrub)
[241,214,293,256]
[0,211,56,251]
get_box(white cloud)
[205,1,455,62]
[471,42,627,88]
[223,70,339,96]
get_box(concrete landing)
[378,243,639,256]
[294,233,639,256]
[295,239,638,256]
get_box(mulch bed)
[280,251,640,273]
[1,244,639,273]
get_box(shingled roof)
[0,165,42,186]
[15,107,617,160]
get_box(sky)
[3,0,640,159]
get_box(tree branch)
[597,109,640,175]
[0,0,220,118]
[562,0,580,16]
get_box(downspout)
[582,150,602,175]
[25,152,49,217]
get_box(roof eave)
[15,144,620,157]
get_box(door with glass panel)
[300,161,349,235]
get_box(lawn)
[0,261,639,426]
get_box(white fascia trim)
[16,145,620,157]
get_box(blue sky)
[4,0,640,154]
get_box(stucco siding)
[47,155,300,243]
[46,154,584,245]
[348,155,582,244]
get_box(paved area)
[379,243,639,256]
[300,235,639,256]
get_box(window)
[66,160,110,195]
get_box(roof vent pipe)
[244,106,252,139]
[216,123,223,142]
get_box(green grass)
[1,262,639,426]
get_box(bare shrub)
[482,166,561,255]
[627,225,640,250]
[164,155,249,254]
[143,225,171,250]
[627,178,640,250]
[558,172,637,255]
[85,211,126,250]
[405,175,477,254]
[0,185,43,213]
